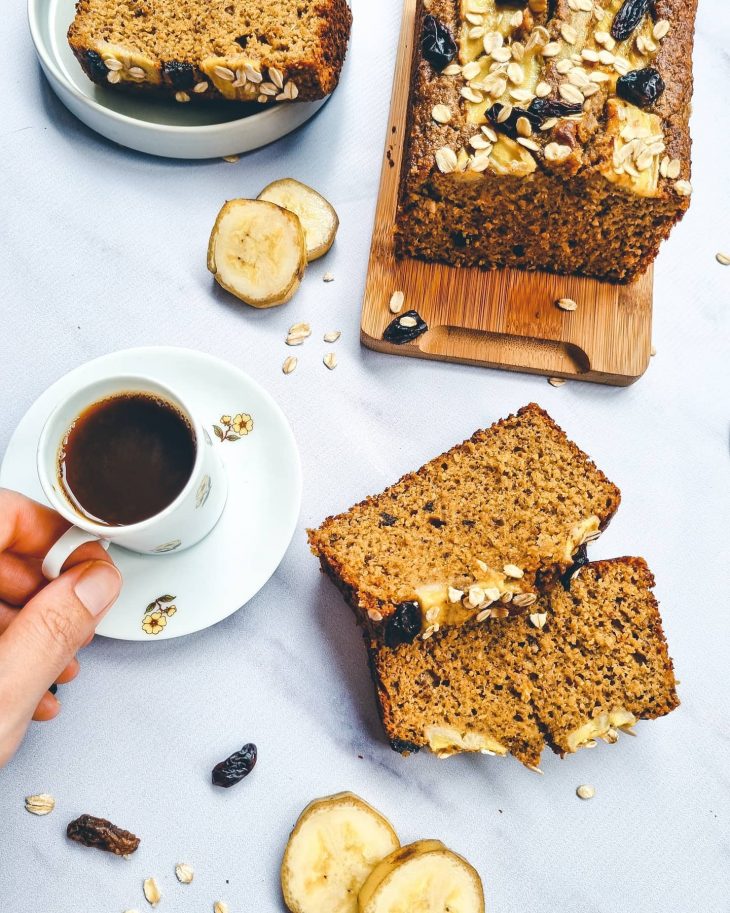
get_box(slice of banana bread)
[395,0,697,282]
[308,404,620,647]
[68,0,352,105]
[372,558,679,768]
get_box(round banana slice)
[358,840,485,913]
[258,178,339,261]
[281,792,400,913]
[207,199,307,308]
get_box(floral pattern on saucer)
[142,595,177,635]
[213,413,253,443]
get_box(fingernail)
[74,563,122,617]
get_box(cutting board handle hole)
[421,326,590,376]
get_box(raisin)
[487,103,542,139]
[212,743,257,787]
[163,61,195,90]
[379,512,398,527]
[384,602,422,648]
[383,311,428,345]
[610,0,653,41]
[67,815,140,856]
[389,738,422,755]
[616,67,665,108]
[528,97,584,120]
[85,50,108,81]
[561,544,590,590]
[421,15,457,71]
[428,517,446,528]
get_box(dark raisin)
[379,512,397,527]
[487,103,542,139]
[423,501,435,512]
[528,97,584,120]
[389,738,422,755]
[421,15,457,71]
[616,67,665,108]
[85,50,108,81]
[428,517,446,528]
[67,815,140,856]
[383,311,428,345]
[610,0,653,41]
[561,544,590,590]
[212,743,257,787]
[48,683,58,695]
[163,61,195,90]
[384,602,422,648]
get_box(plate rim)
[27,0,327,138]
[0,345,303,641]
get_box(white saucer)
[0,347,302,641]
[28,0,329,159]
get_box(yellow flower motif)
[165,605,177,617]
[220,414,232,425]
[233,413,253,435]
[142,612,167,635]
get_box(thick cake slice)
[533,557,679,754]
[395,0,697,282]
[372,558,679,767]
[68,0,352,105]
[308,404,620,647]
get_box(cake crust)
[395,0,697,282]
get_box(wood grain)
[360,0,653,386]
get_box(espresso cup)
[37,374,227,579]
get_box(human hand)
[0,489,121,767]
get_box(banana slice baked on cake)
[68,0,352,105]
[308,404,620,648]
[371,558,679,767]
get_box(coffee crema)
[58,392,196,526]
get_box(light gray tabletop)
[1,2,728,911]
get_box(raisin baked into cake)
[395,0,697,282]
[68,0,352,105]
[372,558,679,768]
[308,404,620,647]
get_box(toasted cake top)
[406,0,695,199]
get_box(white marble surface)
[1,1,729,910]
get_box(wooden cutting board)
[360,0,653,386]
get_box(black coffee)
[59,393,196,526]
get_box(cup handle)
[42,528,110,581]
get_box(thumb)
[0,560,122,723]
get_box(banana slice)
[207,199,307,308]
[281,792,400,913]
[359,840,484,913]
[258,179,339,261]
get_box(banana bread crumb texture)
[68,0,352,104]
[395,0,698,282]
[372,557,679,768]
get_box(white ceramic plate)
[0,347,302,641]
[28,0,330,159]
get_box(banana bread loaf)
[308,404,620,647]
[372,557,679,768]
[395,0,697,282]
[68,0,352,105]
